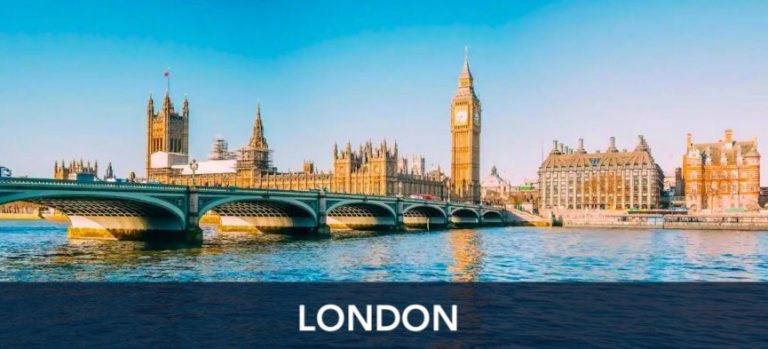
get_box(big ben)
[450,48,481,203]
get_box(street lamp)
[190,159,199,187]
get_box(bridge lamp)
[190,159,199,187]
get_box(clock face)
[474,110,480,125]
[454,110,468,125]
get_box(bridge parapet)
[0,177,188,192]
[0,178,512,242]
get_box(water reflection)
[2,220,768,281]
[448,229,483,282]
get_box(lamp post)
[190,159,199,187]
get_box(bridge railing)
[0,177,504,211]
[0,177,188,191]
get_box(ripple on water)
[2,221,768,281]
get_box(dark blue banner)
[1,283,766,347]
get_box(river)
[1,220,767,281]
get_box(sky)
[1,0,768,184]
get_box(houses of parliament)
[130,54,483,203]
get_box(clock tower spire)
[450,48,481,204]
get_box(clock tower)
[450,48,481,203]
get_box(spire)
[182,95,189,117]
[162,91,173,112]
[248,103,267,148]
[458,46,474,87]
[105,162,114,179]
[147,93,154,114]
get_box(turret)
[182,95,189,118]
[147,94,154,115]
[162,91,173,114]
[105,162,114,179]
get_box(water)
[1,220,768,281]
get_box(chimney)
[686,133,693,149]
[608,136,618,152]
[724,129,733,143]
[552,140,559,153]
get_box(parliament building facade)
[142,55,480,199]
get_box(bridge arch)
[326,200,398,231]
[402,204,448,229]
[403,204,447,219]
[0,190,187,224]
[450,207,480,226]
[482,211,504,223]
[199,196,318,234]
[0,190,189,240]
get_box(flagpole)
[166,68,171,94]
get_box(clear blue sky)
[2,0,768,184]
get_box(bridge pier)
[66,216,202,242]
[217,216,317,235]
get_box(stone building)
[450,49,482,203]
[146,92,189,177]
[538,136,664,210]
[333,140,447,197]
[54,159,98,180]
[682,129,760,212]
[481,165,511,204]
[145,96,447,197]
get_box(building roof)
[540,136,658,170]
[482,165,509,189]
[685,130,760,166]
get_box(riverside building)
[682,129,760,212]
[538,136,664,210]
[142,53,484,198]
[143,95,447,197]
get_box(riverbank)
[554,211,768,231]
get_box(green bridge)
[0,178,510,242]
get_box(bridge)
[0,178,510,242]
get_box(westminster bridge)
[0,178,511,242]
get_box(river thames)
[1,220,768,281]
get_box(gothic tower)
[146,92,189,177]
[450,48,481,203]
[237,103,273,172]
